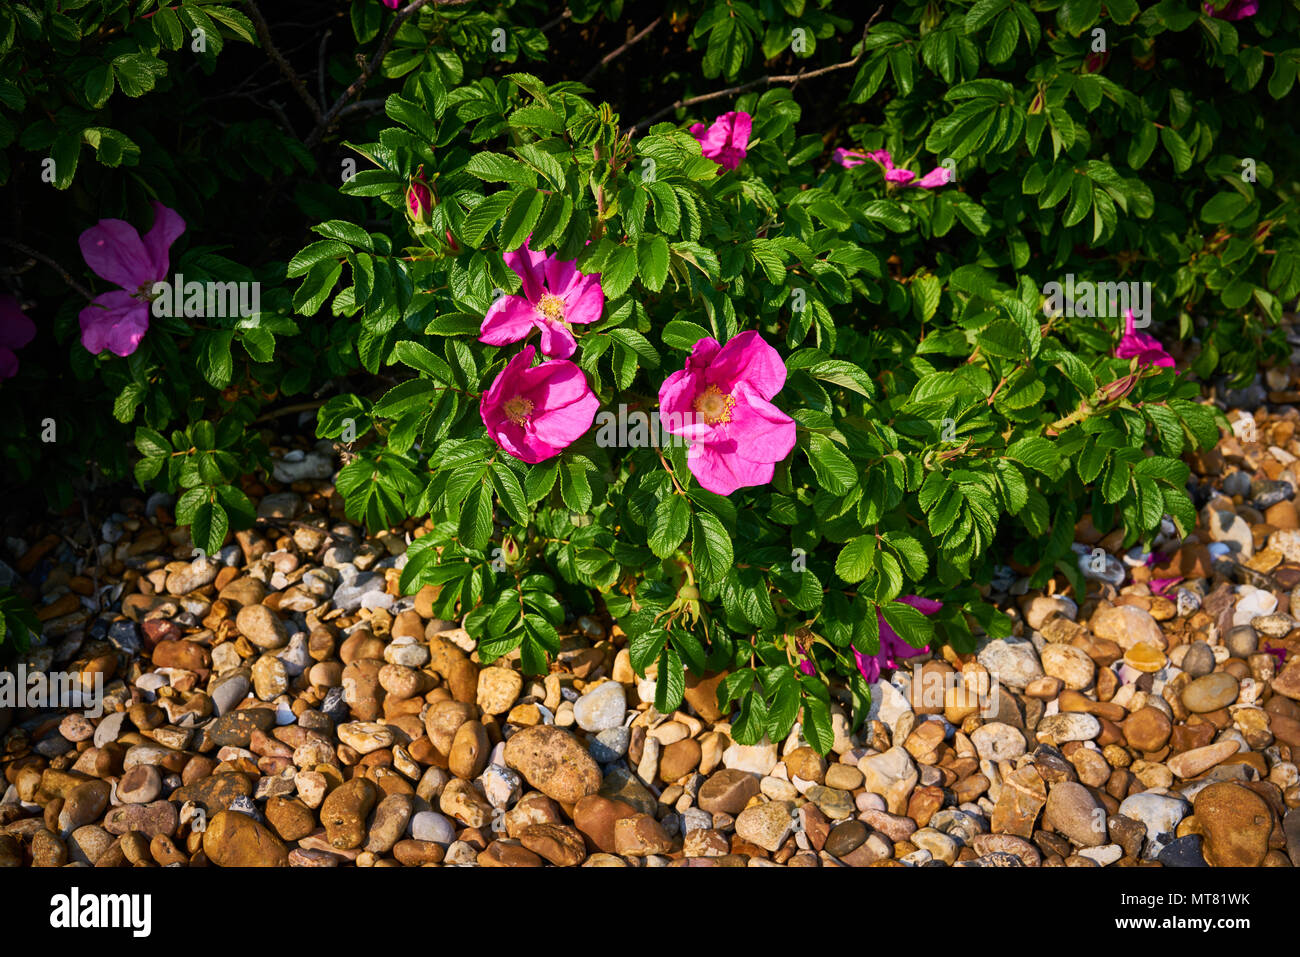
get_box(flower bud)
[1098,373,1138,402]
[502,535,521,567]
[406,177,434,226]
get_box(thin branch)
[580,16,661,85]
[1,238,95,302]
[245,0,326,126]
[627,11,880,133]
[336,98,388,120]
[307,0,475,148]
[540,8,573,32]
[317,28,333,112]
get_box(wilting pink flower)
[797,654,816,676]
[863,150,950,190]
[1263,642,1289,666]
[833,148,870,169]
[480,345,600,463]
[78,201,185,357]
[479,239,604,360]
[1114,308,1174,369]
[1203,0,1257,20]
[382,0,401,8]
[1149,577,1183,596]
[658,331,796,496]
[850,596,943,684]
[689,111,751,171]
[1084,50,1110,73]
[0,295,36,379]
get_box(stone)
[1122,707,1172,752]
[824,820,868,858]
[336,721,394,755]
[734,800,795,852]
[236,603,289,650]
[1182,673,1240,713]
[251,654,289,700]
[520,823,586,866]
[266,796,316,842]
[476,667,523,716]
[976,639,1044,690]
[614,813,674,856]
[807,784,854,820]
[1167,740,1239,779]
[365,793,415,853]
[659,738,702,781]
[439,778,493,828]
[1041,644,1095,690]
[721,739,779,775]
[858,747,918,815]
[970,723,1026,762]
[1158,835,1209,867]
[573,680,626,732]
[1036,713,1101,746]
[1044,781,1105,847]
[449,720,490,780]
[117,764,162,805]
[203,810,288,866]
[1090,604,1166,650]
[697,769,761,815]
[209,708,274,748]
[991,765,1047,838]
[683,671,727,722]
[1194,782,1272,867]
[320,778,377,850]
[503,726,602,804]
[573,795,640,854]
[590,727,630,763]
[410,811,457,845]
[1118,793,1189,857]
[1181,641,1216,678]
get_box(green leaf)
[649,494,691,558]
[691,510,733,584]
[835,535,876,584]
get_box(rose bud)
[406,177,434,226]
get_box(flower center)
[537,294,565,323]
[503,395,534,426]
[693,384,734,425]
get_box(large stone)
[203,810,288,866]
[858,746,918,815]
[683,671,728,721]
[476,667,523,715]
[235,603,289,650]
[976,639,1044,690]
[503,726,601,804]
[320,778,377,850]
[991,765,1047,838]
[734,800,795,852]
[573,681,626,732]
[1182,673,1240,713]
[613,814,674,856]
[1090,604,1167,650]
[1044,781,1105,847]
[573,795,639,854]
[697,769,761,815]
[1193,782,1272,867]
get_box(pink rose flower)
[77,201,185,357]
[1204,0,1257,20]
[658,331,796,496]
[689,111,752,171]
[850,596,943,684]
[833,148,870,169]
[864,149,951,190]
[479,239,604,360]
[0,295,36,379]
[1114,309,1174,369]
[480,345,600,463]
[382,0,400,8]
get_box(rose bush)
[3,1,1300,750]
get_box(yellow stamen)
[537,293,565,322]
[504,396,534,426]
[693,384,735,425]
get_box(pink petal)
[480,295,542,347]
[559,275,604,326]
[707,330,786,399]
[657,367,715,442]
[504,241,548,302]
[865,150,894,169]
[725,383,797,464]
[686,441,776,495]
[529,389,599,452]
[139,202,185,280]
[914,166,953,189]
[850,644,882,684]
[0,348,18,379]
[79,291,149,357]
[537,321,577,359]
[0,295,35,350]
[899,595,943,616]
[884,168,916,184]
[79,219,154,289]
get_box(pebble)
[1182,673,1240,713]
[573,681,626,732]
